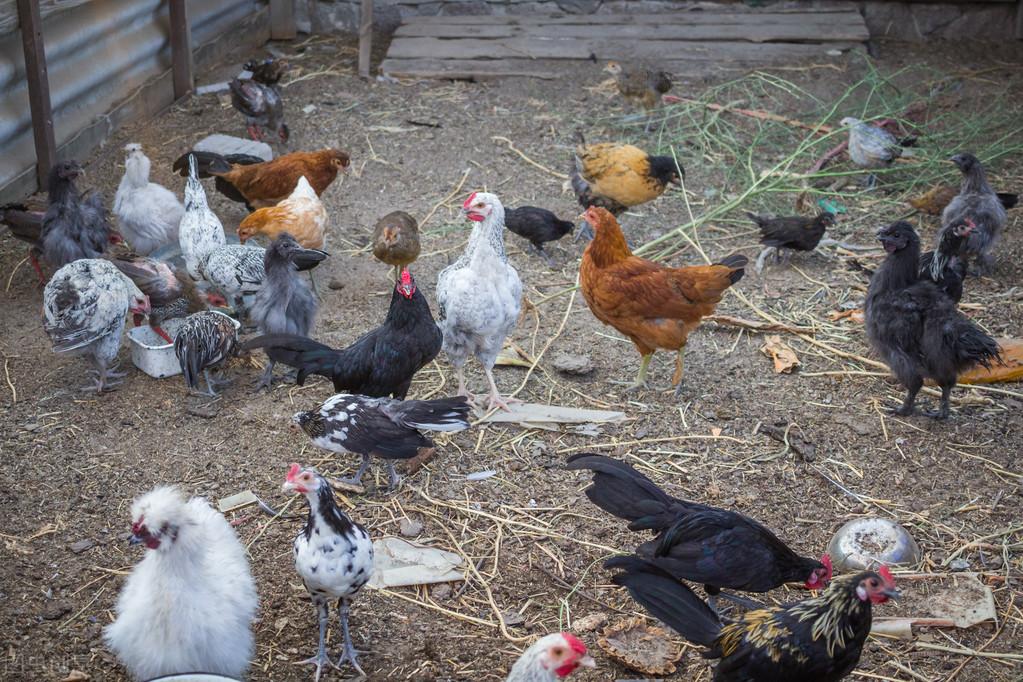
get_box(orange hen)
[237,176,327,248]
[579,207,747,395]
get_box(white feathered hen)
[104,486,258,681]
[437,191,522,411]
[42,258,150,392]
[178,154,265,314]
[113,143,184,255]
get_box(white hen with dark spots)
[284,464,374,680]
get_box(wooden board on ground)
[478,402,626,426]
[381,10,869,80]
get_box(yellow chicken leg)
[613,353,653,392]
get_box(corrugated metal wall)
[0,0,259,202]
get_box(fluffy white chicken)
[178,154,265,314]
[113,143,184,255]
[42,258,150,392]
[437,191,522,411]
[104,486,258,681]
[283,464,374,680]
[506,632,596,682]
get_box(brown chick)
[372,211,420,281]
[174,149,349,210]
[909,183,1018,216]
[604,61,672,131]
[579,207,746,397]
[237,176,327,249]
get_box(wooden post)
[359,0,373,79]
[1016,0,1022,39]
[169,0,193,100]
[16,0,56,189]
[270,0,297,40]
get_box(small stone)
[826,49,844,56]
[328,278,345,291]
[431,583,453,600]
[23,422,40,432]
[399,518,424,538]
[551,352,594,376]
[186,403,220,419]
[949,558,970,572]
[302,104,317,114]
[70,539,95,554]
[502,610,526,627]
[41,601,72,620]
[573,612,608,632]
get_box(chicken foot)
[531,243,558,267]
[574,221,595,242]
[81,364,127,393]
[338,454,372,488]
[672,347,686,398]
[483,367,520,412]
[610,353,652,392]
[193,369,231,397]
[336,598,367,677]
[254,360,277,392]
[922,385,953,420]
[298,600,339,682]
[453,365,477,403]
[891,376,923,417]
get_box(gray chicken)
[42,259,150,392]
[248,233,327,390]
[938,153,1007,275]
[174,310,239,397]
[39,160,117,279]
[840,117,912,187]
[230,78,288,144]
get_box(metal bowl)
[828,517,921,571]
[145,675,242,682]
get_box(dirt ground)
[1,30,1021,682]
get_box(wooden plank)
[1016,0,1022,39]
[168,0,193,100]
[381,58,562,80]
[16,0,55,188]
[394,21,868,42]
[396,11,865,25]
[270,0,297,40]
[358,0,373,78]
[386,36,859,61]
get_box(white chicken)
[178,154,265,314]
[113,143,184,255]
[104,486,258,681]
[506,632,596,682]
[42,258,150,392]
[437,191,522,411]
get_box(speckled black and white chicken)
[939,152,1008,275]
[437,192,522,411]
[104,486,257,680]
[178,154,266,315]
[42,258,150,392]
[292,393,471,489]
[249,232,327,389]
[283,464,374,680]
[113,143,184,255]
[173,310,239,396]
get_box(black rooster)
[866,221,1001,419]
[608,556,897,682]
[566,454,831,611]
[241,267,442,399]
[504,206,574,266]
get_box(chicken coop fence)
[0,0,260,203]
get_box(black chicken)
[504,206,574,266]
[230,78,289,144]
[244,57,289,86]
[241,267,442,399]
[918,218,974,304]
[747,210,836,272]
[566,454,831,610]
[608,556,898,682]
[940,153,1006,275]
[866,221,1001,419]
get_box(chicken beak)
[579,654,596,669]
[128,534,144,546]
[883,587,901,600]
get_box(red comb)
[965,217,976,228]
[878,565,895,586]
[400,268,412,285]
[131,518,144,534]
[286,463,302,481]
[821,553,833,577]
[462,192,477,209]
[561,632,587,655]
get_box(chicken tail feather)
[172,150,233,178]
[387,396,471,432]
[606,556,722,647]
[714,253,748,285]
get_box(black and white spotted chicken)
[291,393,472,488]
[283,464,374,680]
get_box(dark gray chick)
[249,233,327,390]
[938,153,1007,275]
[229,78,289,144]
[840,117,911,188]
[40,161,117,273]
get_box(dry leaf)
[829,308,865,324]
[61,672,89,682]
[711,427,722,437]
[956,338,1023,384]
[760,335,800,373]
[597,617,683,675]
[494,342,535,368]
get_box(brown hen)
[173,148,349,210]
[371,211,420,281]
[580,207,746,396]
[604,61,672,131]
